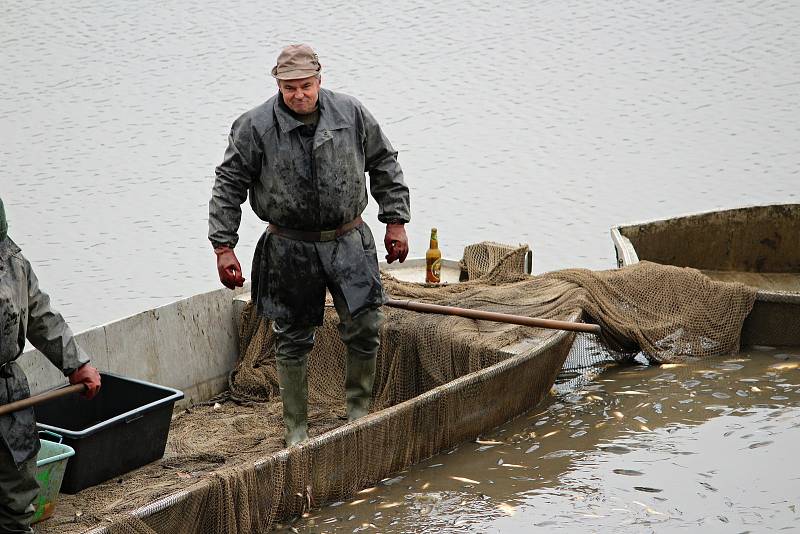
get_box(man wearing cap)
[208,44,410,446]
[0,197,101,532]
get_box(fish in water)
[613,469,644,476]
[497,503,516,516]
[450,476,480,485]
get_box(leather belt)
[267,216,363,242]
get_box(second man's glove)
[215,246,246,289]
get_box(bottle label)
[427,257,442,283]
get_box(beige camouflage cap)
[271,44,322,80]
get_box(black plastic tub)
[35,372,183,494]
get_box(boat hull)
[88,309,577,533]
[20,255,575,533]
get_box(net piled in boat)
[87,242,756,534]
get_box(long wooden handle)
[384,298,602,335]
[0,384,86,417]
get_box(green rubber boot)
[345,355,376,422]
[276,360,309,446]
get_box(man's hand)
[215,246,246,289]
[384,223,408,264]
[69,364,101,400]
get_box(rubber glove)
[384,223,409,264]
[215,246,246,289]
[69,364,101,400]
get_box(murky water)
[286,346,800,532]
[1,0,798,331]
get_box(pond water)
[288,346,800,532]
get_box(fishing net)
[48,242,756,534]
[459,241,530,281]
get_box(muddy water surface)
[287,346,800,532]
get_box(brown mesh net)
[459,241,530,281]
[230,245,553,411]
[41,243,756,534]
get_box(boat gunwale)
[83,308,582,533]
[609,202,799,237]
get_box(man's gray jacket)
[208,88,411,325]
[0,238,89,465]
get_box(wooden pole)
[0,384,86,417]
[384,298,601,335]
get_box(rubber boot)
[345,354,376,422]
[276,360,309,446]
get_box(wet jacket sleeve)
[208,116,262,248]
[25,259,90,375]
[361,106,411,224]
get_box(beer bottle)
[425,228,442,283]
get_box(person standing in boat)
[0,196,101,533]
[208,44,411,446]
